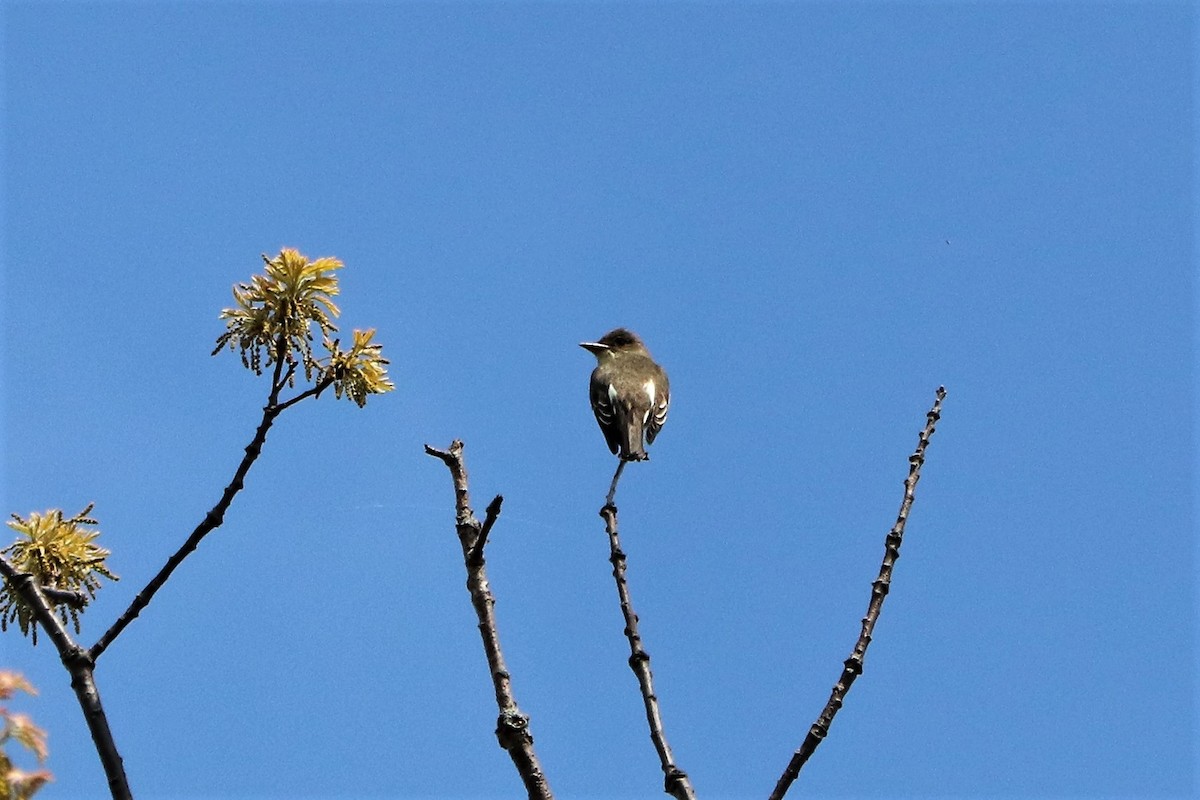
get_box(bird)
[580,328,670,461]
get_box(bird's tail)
[620,412,649,461]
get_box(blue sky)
[1,2,1194,798]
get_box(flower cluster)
[0,506,116,643]
[213,249,393,405]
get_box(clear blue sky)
[2,3,1194,798]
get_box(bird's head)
[580,328,647,362]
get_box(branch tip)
[471,495,504,563]
[485,494,504,518]
[769,385,947,799]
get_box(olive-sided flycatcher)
[580,328,670,461]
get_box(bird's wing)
[645,374,669,444]
[590,370,621,455]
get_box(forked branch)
[769,385,947,799]
[426,440,553,800]
[4,252,391,800]
[90,341,335,661]
[0,557,131,800]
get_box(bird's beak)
[579,341,609,355]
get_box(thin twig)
[90,335,307,661]
[277,360,298,393]
[599,504,696,800]
[471,494,504,566]
[275,375,335,413]
[425,441,553,800]
[41,586,89,609]
[89,400,282,661]
[0,557,131,800]
[769,386,947,800]
[605,460,627,508]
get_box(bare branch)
[89,380,288,661]
[90,339,339,661]
[426,441,553,800]
[599,503,696,800]
[769,385,947,800]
